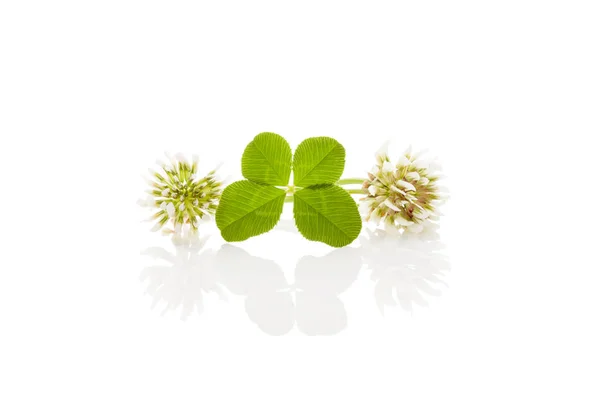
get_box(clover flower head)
[360,144,447,234]
[138,153,223,235]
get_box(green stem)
[337,178,364,185]
[346,189,364,195]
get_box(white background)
[1,0,599,398]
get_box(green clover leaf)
[293,137,345,186]
[215,181,286,242]
[293,185,361,247]
[216,133,362,247]
[242,132,292,186]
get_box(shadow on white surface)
[139,227,450,334]
[276,219,451,314]
[215,245,362,335]
[140,235,227,321]
[359,229,451,314]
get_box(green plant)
[215,132,362,247]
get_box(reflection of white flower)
[138,153,222,235]
[140,235,226,320]
[360,144,447,234]
[360,229,450,313]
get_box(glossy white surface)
[2,1,599,398]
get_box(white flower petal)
[368,185,378,196]
[166,203,175,217]
[396,155,411,167]
[390,186,407,196]
[174,153,187,163]
[384,198,401,212]
[370,209,382,225]
[375,141,390,162]
[174,223,182,234]
[178,203,186,211]
[405,171,420,181]
[382,161,395,173]
[161,188,169,197]
[413,148,428,159]
[419,177,430,185]
[412,158,430,170]
[396,180,416,192]
[359,201,371,214]
[164,151,178,165]
[414,209,430,220]
[394,214,414,226]
[136,195,154,208]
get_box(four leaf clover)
[215,132,362,247]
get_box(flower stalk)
[336,178,365,186]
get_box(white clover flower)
[360,144,447,234]
[139,153,223,235]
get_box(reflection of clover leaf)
[215,132,361,247]
[140,237,226,320]
[360,229,450,313]
[216,245,362,335]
